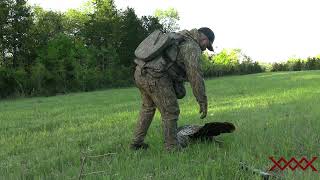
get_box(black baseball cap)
[198,27,215,51]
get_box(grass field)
[1,71,320,179]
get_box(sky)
[28,0,320,62]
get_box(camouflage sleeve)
[181,43,207,105]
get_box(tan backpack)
[134,30,184,62]
[134,30,186,99]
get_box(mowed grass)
[1,71,320,180]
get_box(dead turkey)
[177,122,236,147]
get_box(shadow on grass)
[1,71,319,179]
[98,87,319,179]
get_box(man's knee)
[141,103,156,114]
[162,105,180,121]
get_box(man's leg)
[131,89,156,148]
[150,75,180,151]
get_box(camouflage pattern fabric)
[131,29,208,151]
[132,66,180,151]
[168,29,207,106]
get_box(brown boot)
[131,90,156,146]
[163,119,180,152]
[129,142,149,150]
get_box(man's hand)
[199,102,207,119]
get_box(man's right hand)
[199,102,207,119]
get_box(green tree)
[32,7,64,48]
[213,49,240,75]
[141,15,163,34]
[64,9,89,38]
[35,33,91,94]
[0,0,11,65]
[0,0,33,67]
[117,8,146,67]
[82,0,120,71]
[1,0,203,98]
[154,7,180,32]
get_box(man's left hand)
[199,102,207,119]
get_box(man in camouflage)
[130,27,215,151]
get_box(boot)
[130,142,149,150]
[131,106,155,146]
[163,119,180,151]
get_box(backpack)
[134,30,184,62]
[134,30,186,99]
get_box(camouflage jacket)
[135,29,207,104]
[167,29,207,105]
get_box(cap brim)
[207,43,214,51]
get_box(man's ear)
[199,32,209,44]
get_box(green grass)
[1,71,320,180]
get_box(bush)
[36,33,89,95]
[305,57,320,70]
[239,60,264,75]
[30,63,49,95]
[271,62,288,72]
[0,67,15,98]
[201,49,265,78]
[271,57,320,72]
[0,67,29,98]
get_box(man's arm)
[181,44,208,118]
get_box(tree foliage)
[154,7,180,32]
[0,0,166,98]
[271,57,320,72]
[0,0,33,67]
[0,0,317,99]
[201,49,265,77]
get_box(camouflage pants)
[132,66,180,150]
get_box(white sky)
[28,0,320,62]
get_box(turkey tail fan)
[192,122,235,138]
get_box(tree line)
[0,0,167,98]
[3,0,313,99]
[201,49,265,77]
[270,56,320,72]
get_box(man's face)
[199,32,210,51]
